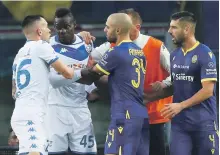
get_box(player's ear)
[36,28,42,36]
[184,24,190,35]
[136,24,141,31]
[116,28,120,35]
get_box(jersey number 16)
[16,59,32,90]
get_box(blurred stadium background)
[0,1,218,155]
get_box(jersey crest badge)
[192,55,197,63]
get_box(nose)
[168,27,171,34]
[59,28,67,34]
[104,27,107,33]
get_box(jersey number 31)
[131,58,146,88]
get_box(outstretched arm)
[143,84,173,105]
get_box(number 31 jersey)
[12,40,58,104]
[96,41,148,119]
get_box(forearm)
[49,70,81,88]
[94,75,108,88]
[180,87,213,109]
[143,85,173,105]
[80,67,103,85]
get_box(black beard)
[174,41,183,47]
[107,38,117,44]
[58,36,75,45]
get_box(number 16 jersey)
[12,40,58,106]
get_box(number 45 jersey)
[12,40,58,105]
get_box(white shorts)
[11,99,48,155]
[46,104,97,154]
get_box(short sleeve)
[12,55,18,80]
[200,51,217,82]
[170,52,175,82]
[38,41,59,65]
[91,42,111,62]
[160,44,171,74]
[95,48,119,75]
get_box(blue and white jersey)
[48,35,93,107]
[12,40,58,106]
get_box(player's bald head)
[107,13,132,34]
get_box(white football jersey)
[12,40,58,105]
[48,35,92,107]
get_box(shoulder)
[198,43,212,54]
[39,40,53,49]
[197,43,215,60]
[142,35,163,48]
[149,36,163,45]
[49,35,57,46]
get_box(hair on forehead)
[171,11,197,24]
[55,8,74,19]
[21,15,44,29]
[118,8,142,25]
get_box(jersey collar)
[182,41,200,56]
[117,40,132,46]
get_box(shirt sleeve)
[200,51,217,82]
[170,52,176,82]
[12,54,18,80]
[85,83,97,93]
[160,44,172,86]
[49,67,82,88]
[38,42,59,65]
[91,42,111,62]
[160,44,171,73]
[95,48,119,75]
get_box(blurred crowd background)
[0,0,218,151]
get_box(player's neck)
[182,36,197,52]
[116,34,131,46]
[26,34,41,41]
[132,31,140,41]
[59,35,76,45]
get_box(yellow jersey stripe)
[117,40,132,46]
[201,78,217,82]
[182,41,200,55]
[96,64,110,75]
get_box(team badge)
[192,55,197,63]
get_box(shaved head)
[104,13,133,43]
[107,13,132,34]
[21,15,51,42]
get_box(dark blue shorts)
[171,122,219,155]
[104,118,149,155]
